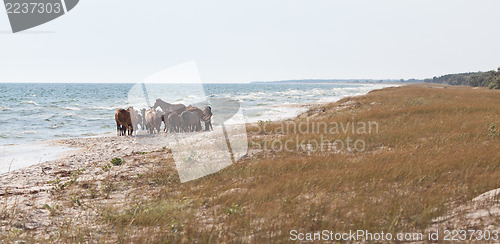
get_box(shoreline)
[0,84,388,193]
[0,142,81,175]
[0,83,400,176]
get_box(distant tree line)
[424,68,500,89]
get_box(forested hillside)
[425,68,500,89]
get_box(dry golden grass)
[2,84,500,242]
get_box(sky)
[0,0,500,83]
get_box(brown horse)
[115,109,133,136]
[166,112,181,133]
[161,111,173,132]
[186,105,203,131]
[127,107,139,134]
[145,108,162,134]
[202,106,213,131]
[153,99,186,115]
[140,108,147,130]
[180,110,200,132]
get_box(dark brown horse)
[186,106,203,131]
[161,111,173,132]
[115,109,133,136]
[166,112,181,133]
[202,106,213,131]
[180,110,200,132]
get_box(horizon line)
[0,78,417,84]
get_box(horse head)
[152,99,161,109]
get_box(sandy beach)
[0,134,170,192]
[0,134,174,238]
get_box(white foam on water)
[240,83,399,123]
[242,105,308,123]
[22,100,39,106]
[62,106,81,111]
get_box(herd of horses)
[114,99,213,136]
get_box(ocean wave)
[85,117,107,121]
[22,130,37,134]
[274,89,303,96]
[21,101,39,106]
[310,88,328,95]
[50,123,64,129]
[242,106,307,123]
[174,97,206,105]
[232,91,267,100]
[0,106,12,111]
[88,106,122,111]
[62,106,81,111]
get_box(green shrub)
[488,123,499,137]
[111,158,123,166]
